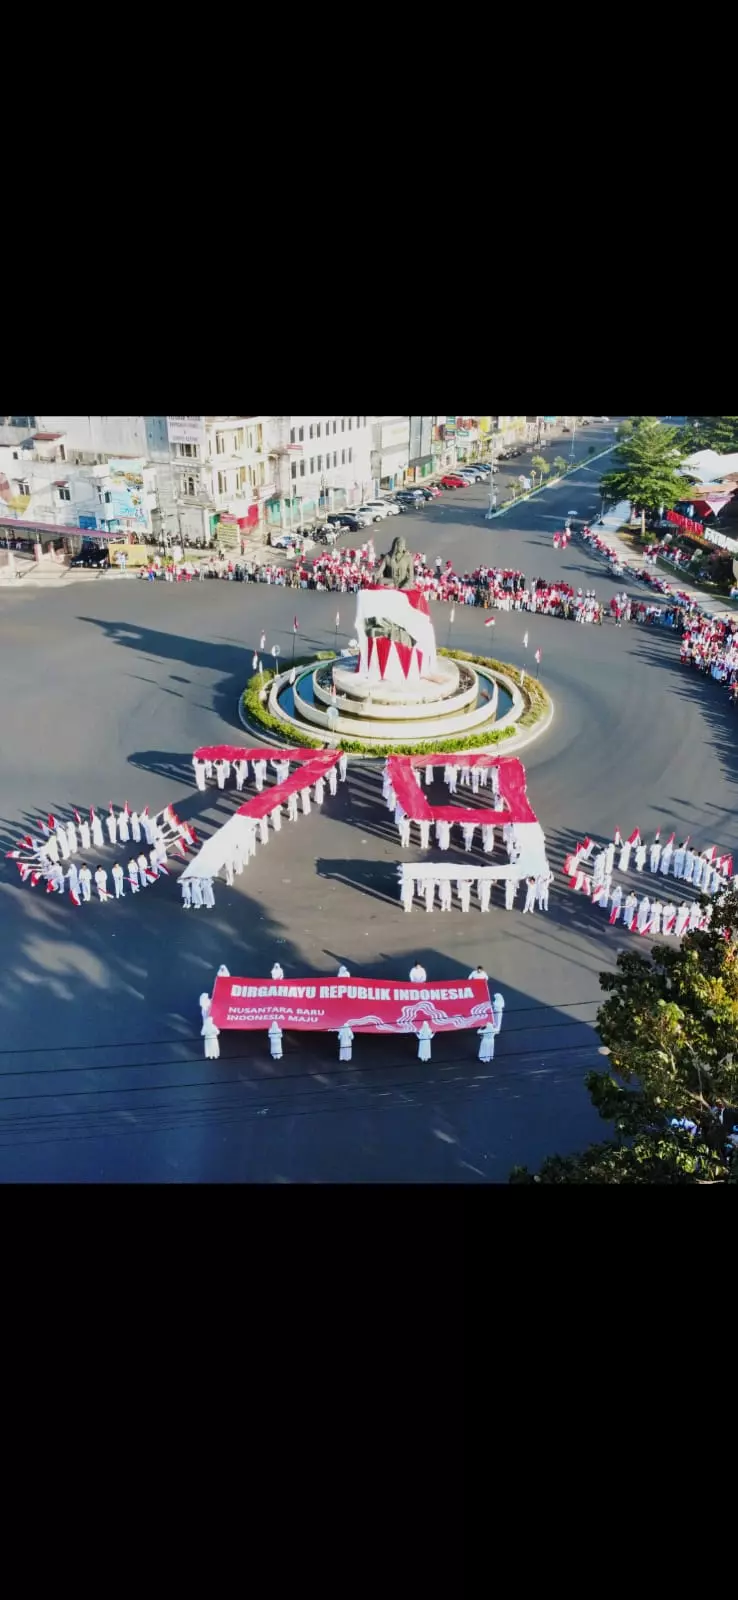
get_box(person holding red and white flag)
[106,804,118,846]
[94,865,112,902]
[91,807,104,851]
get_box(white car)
[457,468,485,483]
[362,498,401,518]
[356,502,390,522]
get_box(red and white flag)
[534,648,541,664]
[591,881,607,904]
[614,828,622,846]
[664,832,675,849]
[48,814,56,832]
[627,828,640,846]
[30,871,42,887]
[124,800,131,816]
[74,808,82,825]
[484,617,495,627]
[293,616,299,633]
[653,828,661,843]
[69,887,81,907]
[39,818,50,837]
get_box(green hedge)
[240,648,550,755]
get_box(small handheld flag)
[534,648,541,664]
[484,617,495,627]
[293,616,299,633]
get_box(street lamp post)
[569,417,577,462]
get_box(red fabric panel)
[235,753,340,821]
[194,746,330,764]
[375,636,392,678]
[387,755,539,827]
[395,640,413,679]
[210,975,492,1033]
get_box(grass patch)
[241,649,551,754]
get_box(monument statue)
[372,535,414,590]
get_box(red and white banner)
[210,975,493,1033]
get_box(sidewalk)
[586,503,738,621]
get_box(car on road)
[440,474,468,489]
[354,502,389,522]
[394,488,425,507]
[70,547,110,568]
[420,484,442,499]
[363,498,401,518]
[326,512,362,534]
[456,467,485,483]
[346,506,377,527]
[270,530,298,549]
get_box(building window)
[309,424,315,440]
[310,457,315,474]
[104,490,112,504]
[356,417,360,428]
[363,416,367,427]
[216,435,225,454]
[218,472,228,495]
[332,420,337,434]
[58,486,71,502]
[187,476,195,497]
[299,461,305,477]
[348,417,352,430]
[341,418,345,431]
[317,455,322,470]
[341,449,346,465]
[291,462,297,481]
[333,451,338,467]
[16,479,30,496]
[348,448,353,464]
[316,422,321,438]
[290,427,296,444]
[299,426,304,442]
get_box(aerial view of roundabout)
[1,415,737,1182]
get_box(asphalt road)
[1,422,736,1182]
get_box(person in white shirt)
[78,864,93,902]
[112,862,125,898]
[478,1023,495,1063]
[523,876,537,914]
[181,876,192,908]
[337,1025,354,1062]
[478,878,492,913]
[271,963,285,980]
[201,878,215,908]
[269,1021,283,1059]
[492,993,505,1033]
[469,965,489,980]
[416,1021,433,1061]
[91,810,105,850]
[504,877,517,911]
[190,877,204,909]
[94,866,110,901]
[649,836,661,874]
[79,817,91,852]
[409,962,427,983]
[193,758,207,791]
[106,807,118,846]
[439,879,453,911]
[536,870,552,911]
[202,1016,220,1059]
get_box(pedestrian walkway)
[586,503,738,621]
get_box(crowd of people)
[8,804,196,905]
[565,829,734,939]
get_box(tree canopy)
[678,417,738,456]
[600,417,687,525]
[510,883,738,1184]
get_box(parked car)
[363,498,401,518]
[270,530,297,549]
[419,485,441,500]
[457,467,485,483]
[346,506,376,528]
[314,523,340,545]
[440,474,467,489]
[395,488,425,506]
[70,547,110,569]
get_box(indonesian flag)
[580,837,594,861]
[39,818,50,837]
[592,881,607,904]
[664,832,675,849]
[535,648,542,664]
[17,863,30,881]
[74,809,82,825]
[98,887,114,901]
[627,828,640,847]
[174,838,188,858]
[48,814,56,832]
[293,616,299,633]
[703,845,716,862]
[681,836,691,850]
[22,835,33,849]
[6,850,20,859]
[614,828,622,846]
[124,800,131,816]
[653,828,660,843]
[30,870,42,887]
[569,870,591,894]
[143,867,158,884]
[45,878,57,893]
[563,852,578,876]
[155,861,170,877]
[89,806,96,822]
[142,804,150,817]
[69,886,81,907]
[484,617,495,627]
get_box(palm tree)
[553,456,568,478]
[531,455,549,487]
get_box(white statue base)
[354,588,438,685]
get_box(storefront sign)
[210,975,493,1033]
[167,416,206,448]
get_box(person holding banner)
[269,1021,283,1060]
[202,1015,220,1060]
[416,1021,433,1062]
[478,1022,496,1063]
[337,1025,354,1062]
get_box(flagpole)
[335,610,340,652]
[446,604,455,648]
[292,620,297,665]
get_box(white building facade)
[271,414,373,526]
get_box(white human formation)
[565,827,735,939]
[182,748,347,908]
[7,803,194,906]
[383,756,552,915]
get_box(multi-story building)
[370,416,410,493]
[272,415,373,525]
